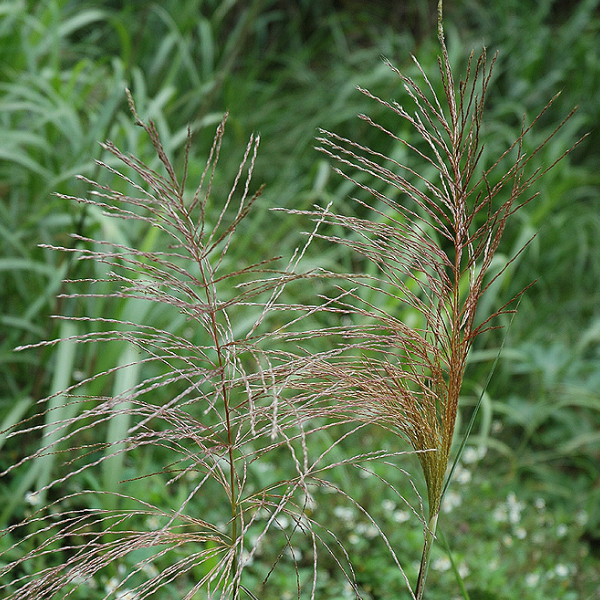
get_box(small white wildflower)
[491,419,503,433]
[431,556,451,572]
[462,446,485,464]
[515,527,527,540]
[381,499,396,511]
[556,524,568,538]
[506,492,523,524]
[145,516,160,530]
[105,577,120,593]
[275,515,290,529]
[240,549,254,567]
[458,563,470,578]
[493,504,508,522]
[256,508,271,521]
[534,498,546,511]
[348,533,360,545]
[141,562,158,578]
[532,532,545,545]
[555,564,569,577]
[333,506,355,523]
[24,491,41,507]
[67,569,96,588]
[184,469,199,481]
[453,464,471,484]
[356,522,379,539]
[342,580,355,599]
[284,546,302,561]
[442,490,462,513]
[392,510,410,523]
[502,534,513,547]
[247,533,263,556]
[461,447,478,464]
[525,572,540,587]
[576,510,588,526]
[359,467,374,479]
[72,369,86,381]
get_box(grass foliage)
[1,0,599,598]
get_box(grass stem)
[415,511,439,600]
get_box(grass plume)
[282,3,580,596]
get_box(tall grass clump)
[0,3,578,598]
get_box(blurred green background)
[1,1,599,598]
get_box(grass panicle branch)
[290,5,576,597]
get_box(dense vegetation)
[1,1,599,598]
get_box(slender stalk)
[201,253,240,589]
[222,355,240,578]
[414,4,450,597]
[213,332,239,572]
[415,512,439,600]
